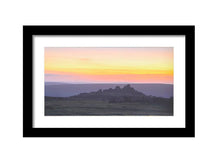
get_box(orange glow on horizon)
[45,47,173,84]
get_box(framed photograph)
[23,26,194,137]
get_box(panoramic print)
[45,47,173,116]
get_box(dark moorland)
[45,84,173,116]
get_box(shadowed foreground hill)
[45,85,173,116]
[71,84,146,102]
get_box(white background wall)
[0,0,219,166]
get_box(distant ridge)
[45,82,70,85]
[68,84,172,104]
[45,83,173,98]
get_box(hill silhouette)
[45,83,173,98]
[70,84,172,104]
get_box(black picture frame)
[23,26,195,137]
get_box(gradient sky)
[45,47,173,84]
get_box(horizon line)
[45,81,173,85]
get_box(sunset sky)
[45,47,173,84]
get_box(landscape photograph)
[45,47,173,116]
